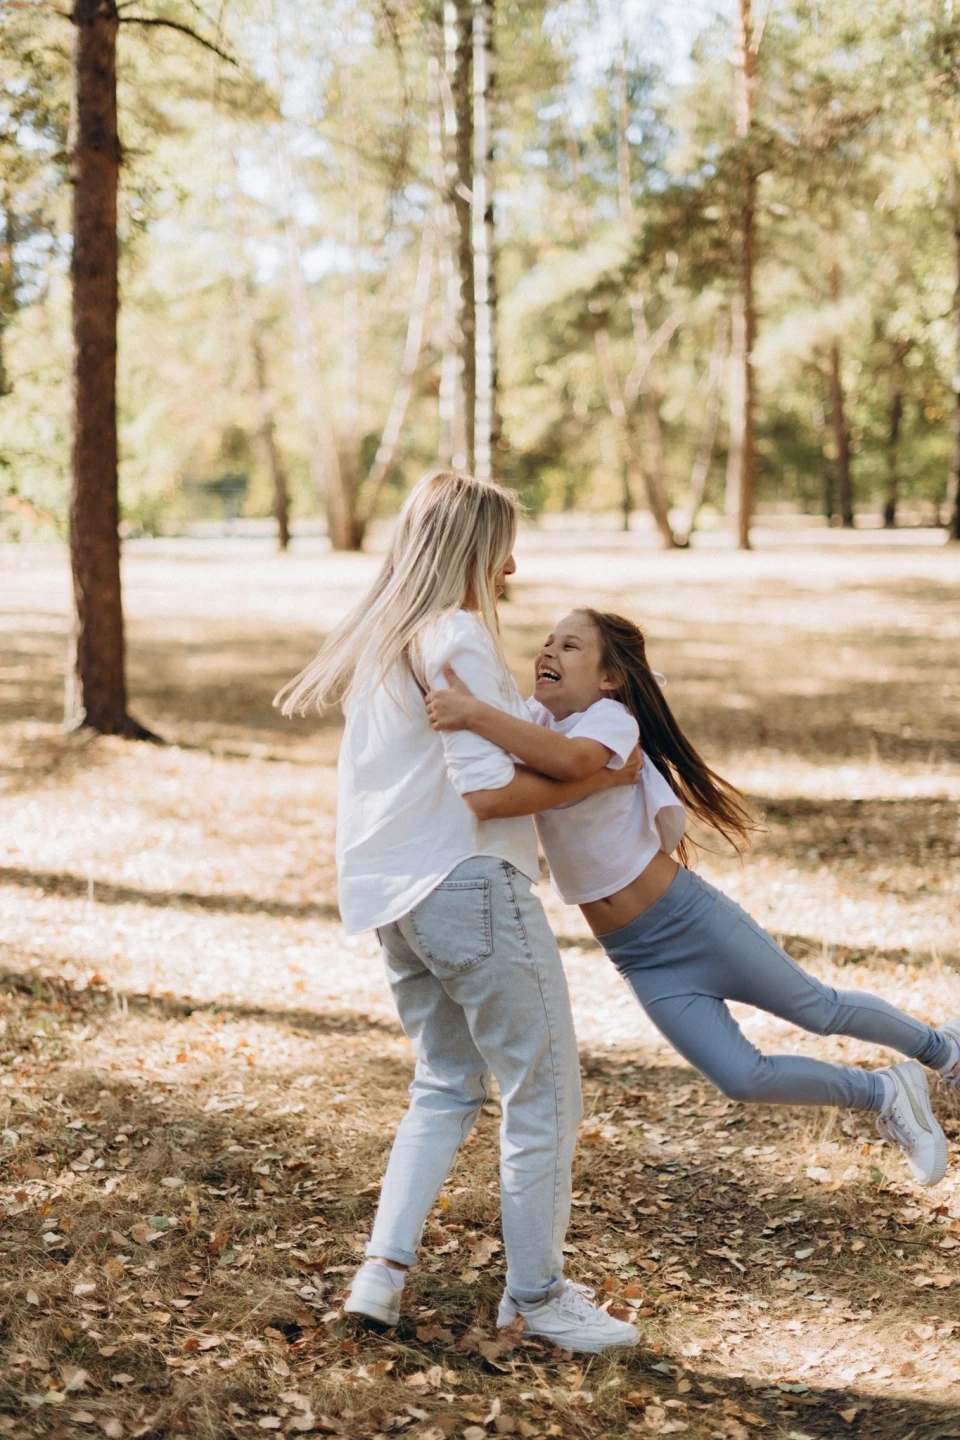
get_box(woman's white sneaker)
[343,1260,404,1326]
[497,1280,639,1353]
[876,1060,948,1186]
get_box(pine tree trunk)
[729,0,757,551]
[429,50,460,465]
[882,388,902,529]
[450,0,475,471]
[66,0,146,737]
[947,163,960,541]
[0,199,14,399]
[340,71,362,530]
[829,340,853,528]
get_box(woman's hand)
[597,745,642,789]
[425,663,483,731]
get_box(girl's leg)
[719,907,953,1074]
[641,989,884,1110]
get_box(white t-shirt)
[527,696,687,905]
[336,611,540,935]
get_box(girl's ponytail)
[583,609,759,864]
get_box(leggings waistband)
[595,864,702,953]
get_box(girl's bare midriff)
[580,850,680,938]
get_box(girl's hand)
[425,663,482,731]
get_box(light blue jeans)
[599,866,952,1112]
[368,857,583,1305]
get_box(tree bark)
[829,339,853,528]
[680,310,729,544]
[882,388,902,530]
[728,0,757,551]
[276,131,359,549]
[595,327,677,548]
[66,0,147,737]
[449,0,475,471]
[250,321,290,552]
[472,0,498,480]
[947,162,960,540]
[429,49,461,465]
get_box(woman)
[278,471,640,1353]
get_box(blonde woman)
[278,471,639,1353]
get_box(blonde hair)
[276,469,520,715]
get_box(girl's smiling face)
[534,611,617,720]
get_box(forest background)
[5,0,960,551]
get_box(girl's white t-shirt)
[526,696,686,905]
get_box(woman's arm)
[426,664,610,781]
[463,751,641,821]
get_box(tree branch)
[117,15,238,65]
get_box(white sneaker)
[343,1260,404,1326]
[935,1020,960,1088]
[876,1060,948,1186]
[497,1280,639,1354]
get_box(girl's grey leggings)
[598,866,951,1113]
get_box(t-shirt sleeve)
[524,697,553,727]
[420,613,516,795]
[565,699,639,770]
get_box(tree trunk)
[595,327,677,548]
[0,197,14,399]
[250,322,290,552]
[358,213,436,522]
[429,50,461,466]
[829,340,853,528]
[947,162,960,541]
[472,0,498,480]
[680,310,729,544]
[449,0,475,471]
[66,0,147,737]
[882,388,902,529]
[728,0,757,551]
[340,69,362,529]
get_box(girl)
[278,475,640,1352]
[425,607,960,1187]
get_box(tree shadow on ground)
[4,969,960,1435]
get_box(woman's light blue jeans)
[368,857,583,1305]
[599,866,952,1113]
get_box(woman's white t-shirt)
[526,696,686,905]
[336,611,540,935]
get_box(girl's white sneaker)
[876,1061,948,1186]
[497,1280,639,1353]
[343,1260,404,1326]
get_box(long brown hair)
[583,609,759,863]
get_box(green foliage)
[1,0,959,539]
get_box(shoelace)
[557,1282,601,1323]
[876,1108,916,1154]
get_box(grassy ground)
[1,524,960,1440]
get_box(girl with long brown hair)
[426,607,960,1188]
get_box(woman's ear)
[598,670,619,695]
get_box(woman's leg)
[366,919,491,1267]
[369,859,582,1305]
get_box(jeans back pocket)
[410,878,493,974]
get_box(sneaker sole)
[343,1295,400,1326]
[900,1062,948,1186]
[519,1324,639,1354]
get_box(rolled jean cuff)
[365,1240,417,1267]
[507,1274,566,1307]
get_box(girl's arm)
[463,752,641,821]
[425,664,610,781]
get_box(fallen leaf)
[73,1282,97,1297]
[26,1289,39,1306]
[62,1365,89,1392]
[257,1420,282,1431]
[99,1421,123,1439]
